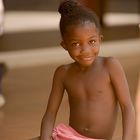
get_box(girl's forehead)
[64,22,99,37]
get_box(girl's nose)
[80,44,91,55]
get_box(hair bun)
[58,0,80,16]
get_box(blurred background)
[0,0,140,140]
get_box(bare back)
[62,56,118,139]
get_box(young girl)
[32,0,135,140]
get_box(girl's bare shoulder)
[54,63,74,76]
[98,56,121,66]
[99,56,123,74]
[56,63,74,71]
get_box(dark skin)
[61,57,118,139]
[33,22,135,140]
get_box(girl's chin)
[78,61,94,68]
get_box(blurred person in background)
[0,0,6,108]
[0,63,6,108]
[0,0,4,35]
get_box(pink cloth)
[52,124,105,140]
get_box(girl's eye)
[71,42,80,47]
[89,40,96,45]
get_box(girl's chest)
[64,70,111,97]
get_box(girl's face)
[61,22,102,68]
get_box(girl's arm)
[107,57,135,140]
[40,66,66,140]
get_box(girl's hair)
[58,0,101,37]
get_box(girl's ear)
[60,41,68,50]
[100,35,104,42]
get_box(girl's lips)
[80,56,93,61]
